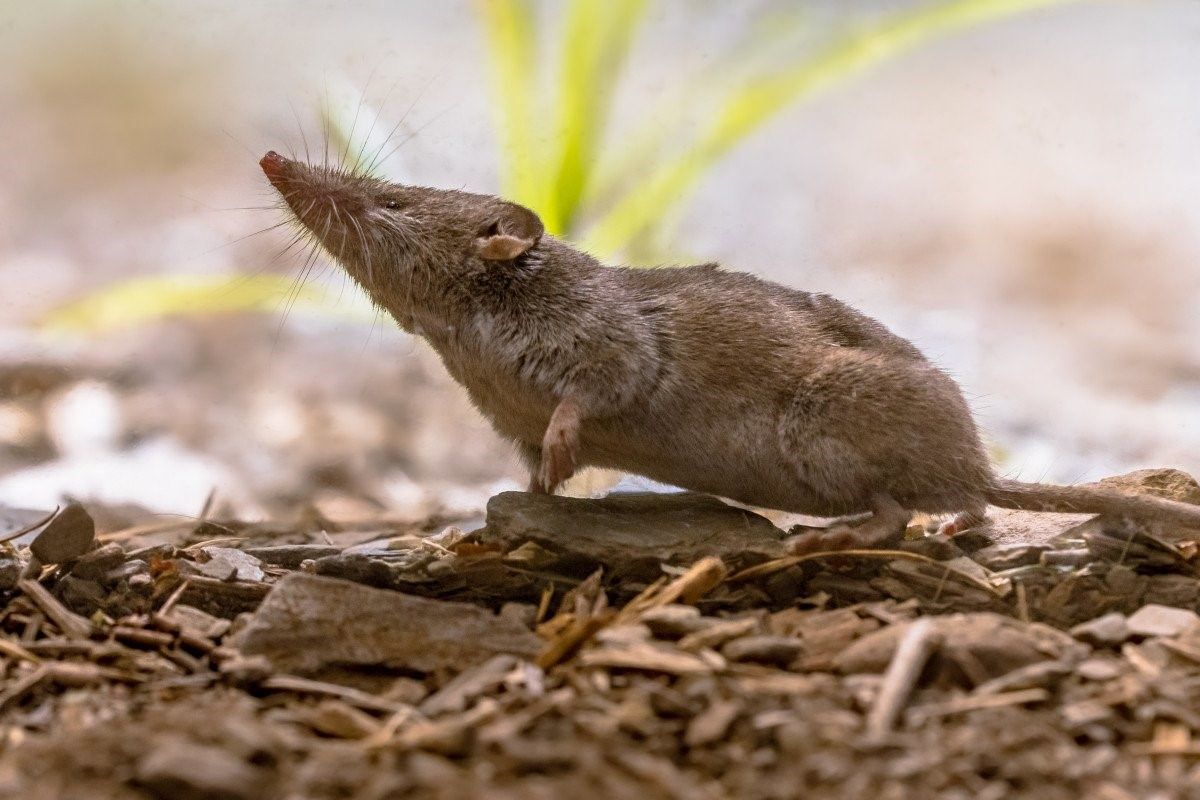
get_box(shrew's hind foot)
[934,507,989,537]
[789,493,912,554]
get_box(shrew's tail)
[987,478,1200,529]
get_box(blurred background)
[0,0,1197,525]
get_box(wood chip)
[578,642,713,675]
[261,674,416,715]
[907,688,1050,724]
[17,579,93,639]
[866,617,939,739]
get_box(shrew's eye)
[384,199,401,209]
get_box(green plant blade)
[475,0,545,216]
[39,274,373,334]
[582,0,1103,258]
[548,0,648,234]
[583,5,811,213]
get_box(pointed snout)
[260,150,293,187]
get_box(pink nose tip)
[260,151,290,182]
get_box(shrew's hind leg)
[789,493,912,554]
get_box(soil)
[4,471,1200,800]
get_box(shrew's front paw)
[536,429,578,494]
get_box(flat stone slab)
[233,573,542,676]
[479,491,788,579]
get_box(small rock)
[1070,613,1130,648]
[0,556,20,591]
[1126,604,1200,638]
[241,544,341,568]
[233,573,542,675]
[344,535,424,555]
[186,557,236,582]
[218,655,274,686]
[1076,657,1124,681]
[1095,468,1200,506]
[70,542,126,580]
[1060,700,1115,731]
[685,699,741,747]
[300,700,381,739]
[721,635,804,667]
[29,502,95,564]
[199,547,265,582]
[972,543,1050,571]
[57,576,105,611]
[1102,564,1140,595]
[641,605,706,639]
[135,737,266,800]
[105,559,148,583]
[126,543,177,562]
[171,604,232,639]
[310,552,396,588]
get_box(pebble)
[241,544,341,569]
[685,699,741,747]
[1076,658,1124,682]
[1102,565,1139,596]
[199,547,265,582]
[721,635,804,667]
[29,502,95,564]
[972,543,1050,571]
[171,604,232,639]
[1126,604,1200,638]
[70,542,126,581]
[136,738,266,800]
[105,559,149,584]
[0,556,20,591]
[640,605,705,638]
[1070,613,1130,648]
[58,576,105,609]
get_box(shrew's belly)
[578,414,843,516]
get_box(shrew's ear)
[475,202,544,261]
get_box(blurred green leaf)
[40,274,370,334]
[476,0,544,215]
[546,0,648,233]
[581,0,1100,257]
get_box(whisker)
[202,219,293,255]
[369,104,453,179]
[363,76,433,178]
[341,64,379,174]
[222,127,258,160]
[289,96,313,165]
[354,75,402,177]
[321,75,332,170]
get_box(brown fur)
[260,152,1200,546]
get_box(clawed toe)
[788,525,858,554]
